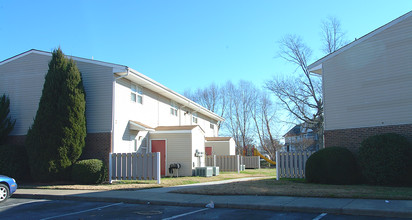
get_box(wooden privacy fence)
[205,155,260,171]
[205,155,240,172]
[109,152,161,184]
[276,151,315,180]
[242,156,260,169]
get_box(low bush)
[305,147,359,185]
[71,159,107,184]
[358,133,412,186]
[0,144,31,182]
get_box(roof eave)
[125,68,225,122]
[308,63,322,75]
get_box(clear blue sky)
[1,1,411,95]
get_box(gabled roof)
[154,125,205,134]
[283,125,301,137]
[0,49,127,71]
[205,137,232,141]
[0,49,224,122]
[308,10,412,74]
[129,120,154,131]
[283,123,313,137]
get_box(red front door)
[151,140,166,176]
[205,147,212,156]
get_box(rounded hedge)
[358,133,412,186]
[305,147,359,185]
[0,144,31,182]
[71,159,107,184]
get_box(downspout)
[110,67,129,183]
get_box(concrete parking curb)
[13,192,412,218]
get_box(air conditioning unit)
[212,166,219,176]
[195,150,204,157]
[195,167,213,177]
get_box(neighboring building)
[0,49,227,176]
[205,137,236,156]
[283,124,318,152]
[308,11,412,151]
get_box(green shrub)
[71,159,107,184]
[305,147,359,185]
[25,48,86,182]
[0,94,16,145]
[0,145,31,182]
[358,133,412,186]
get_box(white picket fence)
[276,151,315,180]
[109,152,161,184]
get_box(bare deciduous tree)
[251,92,280,158]
[321,16,348,54]
[224,80,258,149]
[266,18,347,149]
[266,35,323,147]
[184,83,227,129]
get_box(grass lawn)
[20,168,412,200]
[20,168,275,191]
[173,171,412,200]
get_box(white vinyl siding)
[150,132,193,177]
[75,60,114,133]
[113,77,219,152]
[0,52,113,135]
[205,138,235,155]
[0,53,49,135]
[191,127,206,168]
[322,16,412,131]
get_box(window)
[192,113,198,124]
[133,139,138,152]
[210,123,214,129]
[130,135,138,152]
[170,101,178,116]
[131,84,143,104]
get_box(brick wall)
[81,132,112,168]
[325,123,412,153]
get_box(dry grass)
[173,178,412,200]
[20,168,275,191]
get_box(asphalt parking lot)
[0,198,403,220]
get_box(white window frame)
[170,101,178,116]
[192,113,198,124]
[131,84,143,104]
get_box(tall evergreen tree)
[25,48,86,182]
[0,94,16,144]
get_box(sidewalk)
[13,178,412,218]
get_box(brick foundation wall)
[324,124,412,153]
[81,132,112,168]
[5,132,112,168]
